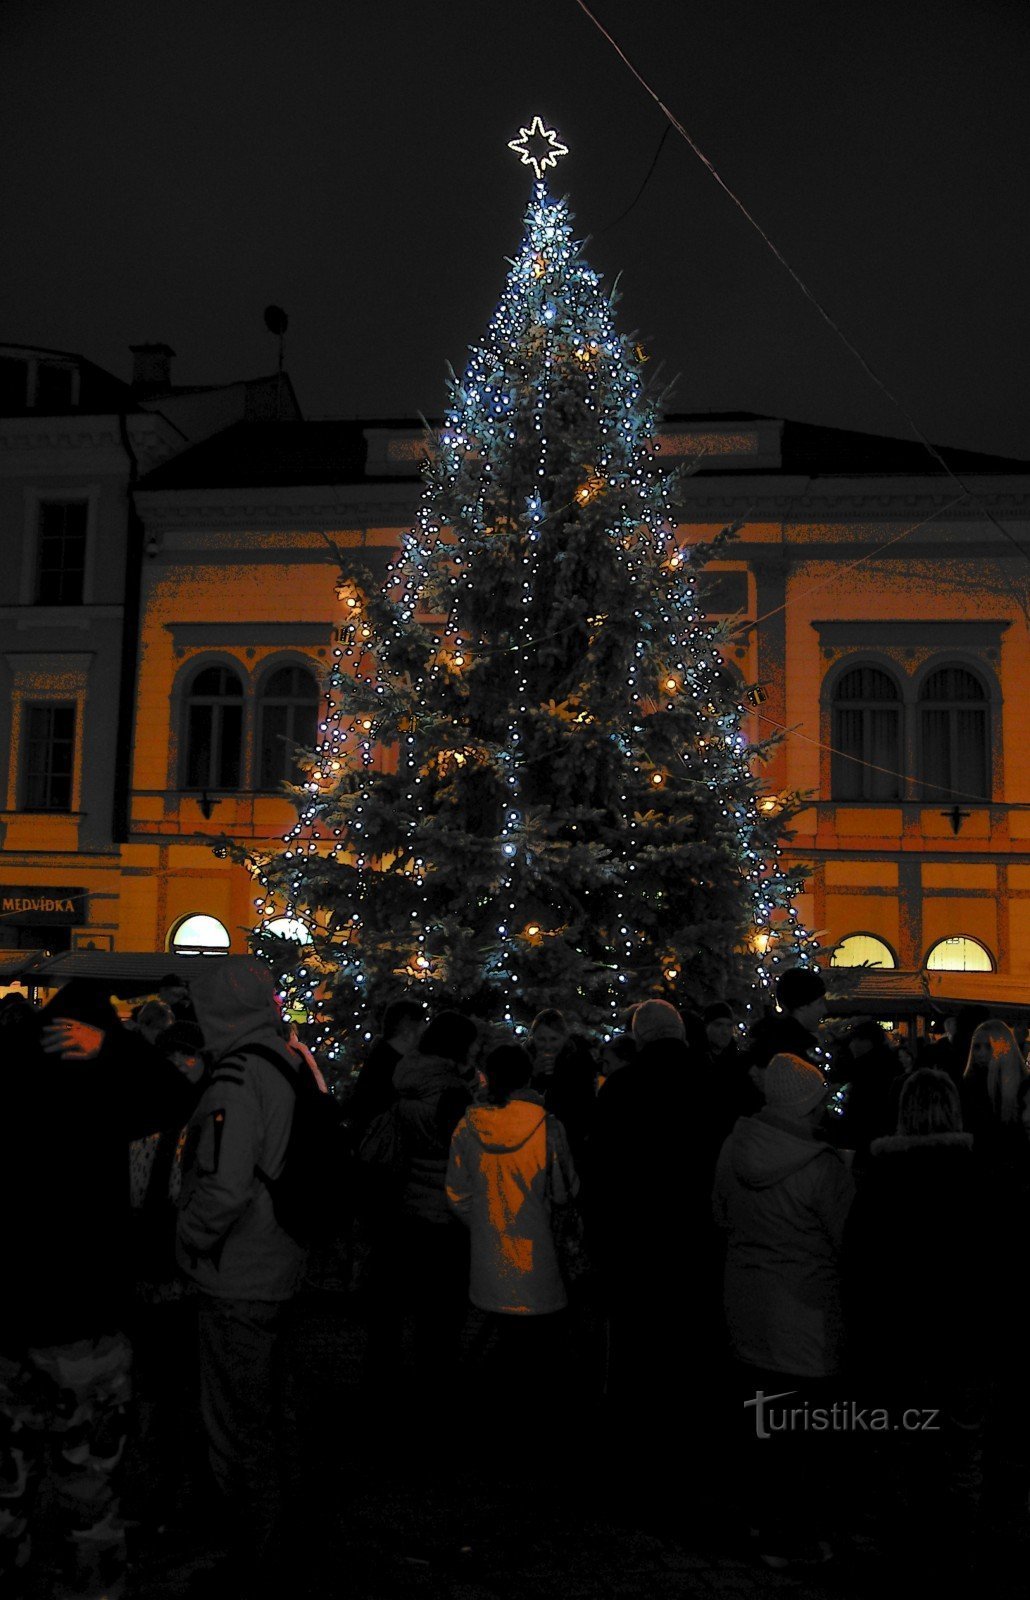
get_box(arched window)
[925,936,994,973]
[919,665,990,802]
[169,913,231,955]
[831,666,901,800]
[830,933,898,969]
[257,664,320,789]
[184,665,244,789]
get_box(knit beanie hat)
[763,1053,827,1116]
[702,1001,734,1025]
[631,998,686,1044]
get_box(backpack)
[353,1101,409,1213]
[226,1042,350,1246]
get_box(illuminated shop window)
[919,665,990,802]
[169,914,231,955]
[830,934,897,969]
[924,936,994,973]
[831,666,901,801]
[257,665,320,789]
[184,665,244,790]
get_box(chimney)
[129,343,176,394]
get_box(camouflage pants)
[0,1331,132,1595]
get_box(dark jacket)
[713,1109,855,1378]
[345,1036,403,1138]
[843,1130,984,1395]
[2,984,199,1347]
[589,1037,723,1291]
[393,1051,471,1224]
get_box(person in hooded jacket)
[713,1051,854,1567]
[175,955,309,1592]
[0,979,199,1600]
[447,1043,578,1321]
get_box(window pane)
[921,667,986,703]
[186,703,214,788]
[216,703,243,788]
[37,501,87,605]
[259,703,289,788]
[830,934,896,968]
[836,667,898,702]
[957,708,989,799]
[832,708,865,799]
[23,704,75,811]
[867,709,900,799]
[925,936,993,972]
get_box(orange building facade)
[4,382,1030,996]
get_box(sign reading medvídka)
[0,887,87,925]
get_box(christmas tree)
[246,126,810,1053]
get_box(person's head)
[419,1009,478,1066]
[530,1008,568,1067]
[158,972,189,1006]
[381,998,424,1054]
[762,1052,827,1123]
[41,979,119,1031]
[135,997,175,1045]
[964,1019,1028,1123]
[156,1020,206,1084]
[847,1019,886,1060]
[702,1001,735,1054]
[630,999,685,1047]
[774,966,827,1031]
[481,1044,533,1106]
[897,1068,963,1137]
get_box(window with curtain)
[919,665,989,802]
[257,664,320,789]
[183,665,244,789]
[830,665,901,800]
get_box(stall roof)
[0,949,227,996]
[824,967,1030,1017]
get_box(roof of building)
[135,410,1030,493]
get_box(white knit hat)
[763,1053,827,1116]
[631,998,685,1044]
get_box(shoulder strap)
[221,1041,299,1096]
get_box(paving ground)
[106,1246,1030,1600]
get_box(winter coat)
[713,1109,855,1378]
[175,957,307,1302]
[446,1093,578,1315]
[1,984,199,1347]
[589,1037,724,1294]
[393,1051,471,1224]
[843,1130,985,1394]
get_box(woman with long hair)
[961,1019,1028,1146]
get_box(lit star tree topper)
[243,167,812,1054]
[507,115,569,181]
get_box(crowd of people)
[0,958,1028,1598]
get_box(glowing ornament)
[507,116,569,181]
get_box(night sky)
[3,0,1028,459]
